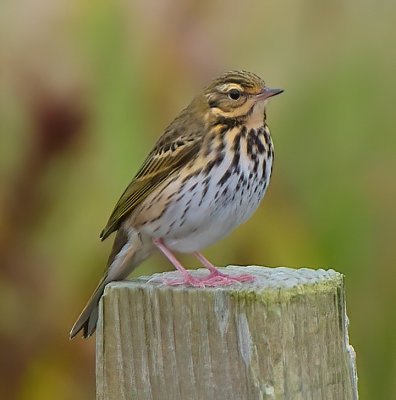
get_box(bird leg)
[153,239,254,287]
[153,239,205,287]
[194,252,254,285]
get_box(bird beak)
[255,87,284,101]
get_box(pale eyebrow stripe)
[217,83,244,92]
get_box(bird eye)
[228,89,241,100]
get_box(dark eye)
[228,89,241,100]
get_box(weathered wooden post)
[96,266,358,400]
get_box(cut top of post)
[106,265,343,299]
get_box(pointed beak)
[255,87,284,101]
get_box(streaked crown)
[206,70,265,94]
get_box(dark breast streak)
[215,124,272,188]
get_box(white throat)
[246,100,267,129]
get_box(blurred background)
[0,0,395,398]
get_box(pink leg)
[194,252,255,285]
[153,239,205,287]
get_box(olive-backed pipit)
[70,70,283,338]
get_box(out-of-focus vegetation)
[0,1,395,398]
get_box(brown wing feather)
[100,136,201,240]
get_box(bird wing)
[100,136,201,240]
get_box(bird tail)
[69,275,108,339]
[69,228,154,339]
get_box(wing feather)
[100,137,200,240]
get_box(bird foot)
[198,271,255,286]
[163,271,254,287]
[163,273,206,287]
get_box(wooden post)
[96,266,358,400]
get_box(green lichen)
[227,274,344,307]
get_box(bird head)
[201,70,283,121]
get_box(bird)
[70,70,283,339]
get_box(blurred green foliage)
[0,0,395,398]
